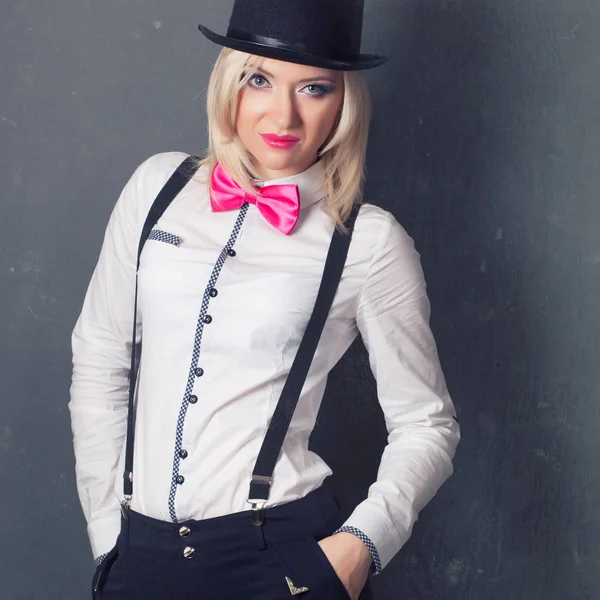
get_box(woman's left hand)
[317,531,373,600]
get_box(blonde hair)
[193,47,372,232]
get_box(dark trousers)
[92,484,375,599]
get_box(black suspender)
[121,155,361,525]
[122,155,201,511]
[247,202,360,525]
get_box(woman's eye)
[249,74,268,87]
[303,84,328,97]
[247,74,329,97]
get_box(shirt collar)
[251,159,326,210]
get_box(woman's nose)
[269,89,300,130]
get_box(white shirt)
[69,150,460,576]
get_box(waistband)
[118,484,344,558]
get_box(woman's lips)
[260,133,300,149]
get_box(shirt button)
[195,367,204,377]
[209,288,218,298]
[227,248,236,257]
[179,449,188,459]
[188,395,198,404]
[176,475,185,485]
[179,526,191,538]
[183,546,196,559]
[203,315,212,324]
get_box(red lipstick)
[260,133,300,149]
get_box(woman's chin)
[250,154,308,178]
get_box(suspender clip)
[120,495,132,520]
[248,500,267,526]
[247,474,271,526]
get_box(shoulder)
[355,202,419,265]
[354,204,427,305]
[128,151,206,199]
[114,151,209,233]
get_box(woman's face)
[235,57,345,180]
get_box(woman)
[69,1,461,598]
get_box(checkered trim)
[333,526,382,576]
[167,204,249,521]
[148,229,181,246]
[94,553,108,567]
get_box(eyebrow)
[254,66,337,84]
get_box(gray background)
[1,0,598,598]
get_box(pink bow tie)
[209,163,300,235]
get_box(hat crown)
[197,0,388,71]
[227,0,365,61]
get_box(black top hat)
[197,0,389,71]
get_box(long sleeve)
[336,209,461,575]
[68,155,158,561]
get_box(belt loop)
[252,516,267,550]
[119,512,130,549]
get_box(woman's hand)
[317,531,373,600]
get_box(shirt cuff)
[94,553,109,567]
[334,499,413,575]
[332,525,383,577]
[88,508,122,562]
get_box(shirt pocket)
[147,228,182,247]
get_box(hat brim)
[197,24,389,71]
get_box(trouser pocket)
[270,536,351,600]
[307,535,352,599]
[91,544,119,600]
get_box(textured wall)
[1,0,598,598]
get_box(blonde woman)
[69,1,460,599]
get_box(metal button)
[179,449,188,459]
[176,475,185,484]
[227,248,236,257]
[209,288,218,298]
[203,315,212,324]
[179,526,191,538]
[195,367,204,377]
[183,546,195,559]
[189,394,198,404]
